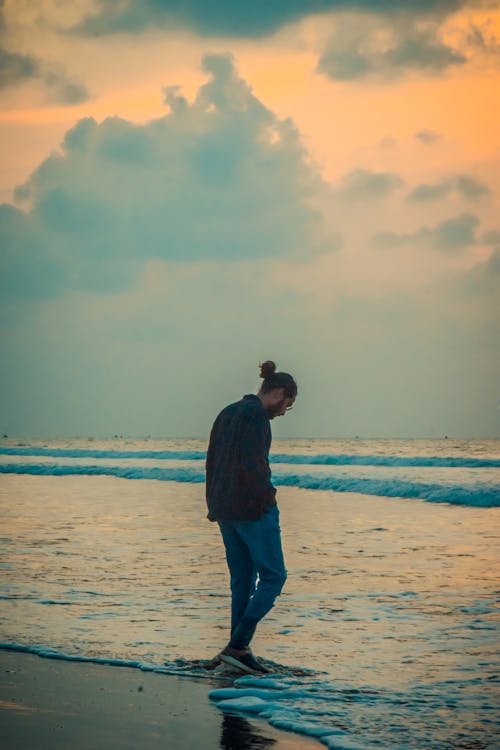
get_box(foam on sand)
[209,675,404,749]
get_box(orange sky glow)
[1,0,498,438]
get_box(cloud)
[43,67,90,105]
[485,247,500,275]
[407,175,491,202]
[482,229,500,245]
[407,181,452,202]
[434,213,479,248]
[0,47,90,104]
[0,49,38,87]
[317,15,466,81]
[0,204,63,298]
[463,247,500,298]
[464,20,500,59]
[70,1,465,38]
[374,212,480,252]
[378,136,398,149]
[2,53,332,298]
[455,175,491,200]
[333,168,404,200]
[415,129,441,144]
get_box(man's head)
[257,360,297,419]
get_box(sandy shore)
[0,650,320,750]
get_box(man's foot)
[220,646,270,674]
[199,652,223,670]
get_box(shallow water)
[0,438,499,748]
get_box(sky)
[0,0,499,440]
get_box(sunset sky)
[1,0,499,439]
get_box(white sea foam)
[208,676,412,748]
[0,461,498,506]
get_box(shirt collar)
[243,393,268,416]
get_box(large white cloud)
[2,53,331,298]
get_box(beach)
[0,650,316,749]
[0,437,499,748]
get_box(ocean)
[1,437,499,749]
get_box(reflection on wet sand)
[220,713,276,749]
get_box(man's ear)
[274,387,286,403]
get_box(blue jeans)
[218,504,287,650]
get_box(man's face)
[267,393,295,419]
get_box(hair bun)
[259,360,277,380]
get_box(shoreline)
[0,650,321,749]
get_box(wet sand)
[0,650,320,750]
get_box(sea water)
[0,437,499,749]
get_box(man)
[205,360,298,673]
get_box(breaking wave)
[0,446,205,461]
[0,446,498,468]
[1,462,498,507]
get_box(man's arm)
[239,414,276,509]
[205,417,220,519]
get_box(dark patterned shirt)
[205,394,276,522]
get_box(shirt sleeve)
[205,417,219,519]
[239,413,276,507]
